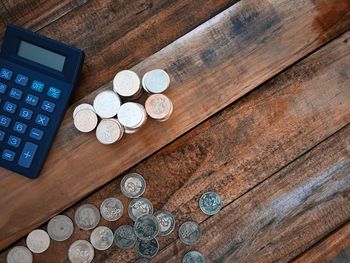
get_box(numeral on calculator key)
[2,149,15,162]
[19,108,33,120]
[0,115,11,127]
[8,135,21,148]
[3,101,17,114]
[13,121,27,134]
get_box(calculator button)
[47,87,61,99]
[29,128,44,140]
[0,83,7,94]
[13,121,27,134]
[0,115,11,127]
[19,108,33,120]
[0,68,13,80]
[41,100,56,113]
[8,135,21,148]
[0,130,5,141]
[35,114,50,126]
[18,142,38,168]
[25,94,39,106]
[2,149,15,162]
[15,74,29,86]
[31,80,45,93]
[9,88,23,100]
[3,101,17,114]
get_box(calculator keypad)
[25,94,39,106]
[19,108,33,120]
[9,88,23,100]
[0,68,13,80]
[15,74,29,86]
[2,149,15,162]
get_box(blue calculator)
[0,25,84,179]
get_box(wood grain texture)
[2,28,349,262]
[0,0,349,250]
[294,221,350,263]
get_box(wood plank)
[293,221,350,263]
[0,0,349,249]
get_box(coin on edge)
[47,214,74,241]
[26,229,50,254]
[145,94,173,121]
[154,210,176,236]
[134,214,159,241]
[142,69,170,94]
[100,197,124,221]
[113,70,141,98]
[68,240,94,263]
[96,118,124,144]
[136,238,159,259]
[128,197,153,221]
[199,192,222,215]
[73,109,98,133]
[6,246,33,263]
[179,221,201,245]
[93,90,121,118]
[73,103,95,118]
[74,204,101,230]
[90,226,114,251]
[114,225,137,249]
[121,172,146,198]
[182,251,206,263]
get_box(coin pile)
[73,69,173,144]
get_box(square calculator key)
[15,74,29,86]
[13,121,27,134]
[9,88,23,100]
[31,80,45,93]
[0,83,7,94]
[0,115,11,127]
[29,128,44,140]
[35,114,50,126]
[25,94,39,106]
[0,68,13,80]
[8,135,21,148]
[2,149,15,162]
[41,100,55,113]
[3,101,17,114]
[19,108,33,120]
[47,87,61,99]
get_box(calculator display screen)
[17,41,66,72]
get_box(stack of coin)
[113,70,143,100]
[117,102,147,134]
[93,90,121,119]
[145,94,173,122]
[142,69,170,94]
[96,118,124,144]
[73,104,98,133]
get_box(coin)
[6,246,33,263]
[121,172,146,198]
[90,226,114,250]
[136,238,159,259]
[100,197,124,221]
[182,251,206,263]
[128,197,153,221]
[199,192,222,215]
[154,210,176,236]
[117,102,146,129]
[73,109,98,133]
[114,225,137,249]
[74,204,101,230]
[73,103,95,118]
[145,94,173,121]
[179,221,201,245]
[68,240,94,263]
[93,90,121,118]
[113,70,141,99]
[96,118,124,144]
[135,259,152,263]
[142,69,170,93]
[26,229,50,253]
[134,214,159,241]
[47,214,74,241]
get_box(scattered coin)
[134,214,159,241]
[93,90,121,118]
[121,172,146,198]
[128,197,153,221]
[142,69,170,94]
[26,229,50,254]
[182,250,206,263]
[47,214,74,241]
[135,258,152,263]
[90,226,114,251]
[154,210,176,236]
[114,225,137,249]
[96,118,124,144]
[113,70,142,99]
[145,94,173,121]
[136,238,159,259]
[73,103,95,118]
[179,221,201,245]
[117,102,147,130]
[74,204,101,230]
[199,192,222,215]
[73,109,98,133]
[100,197,124,221]
[6,246,33,263]
[68,240,94,263]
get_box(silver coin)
[90,226,114,250]
[154,210,176,236]
[182,251,206,263]
[73,103,95,118]
[199,192,222,215]
[134,214,159,241]
[142,69,170,93]
[74,204,101,230]
[93,90,121,118]
[68,240,94,263]
[121,173,146,198]
[114,225,137,249]
[6,246,33,263]
[135,259,152,263]
[117,102,145,129]
[96,118,124,144]
[128,197,153,221]
[113,70,141,98]
[135,238,159,259]
[47,214,74,241]
[26,229,50,253]
[179,221,201,245]
[100,197,124,221]
[73,109,98,133]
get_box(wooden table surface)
[0,0,350,262]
